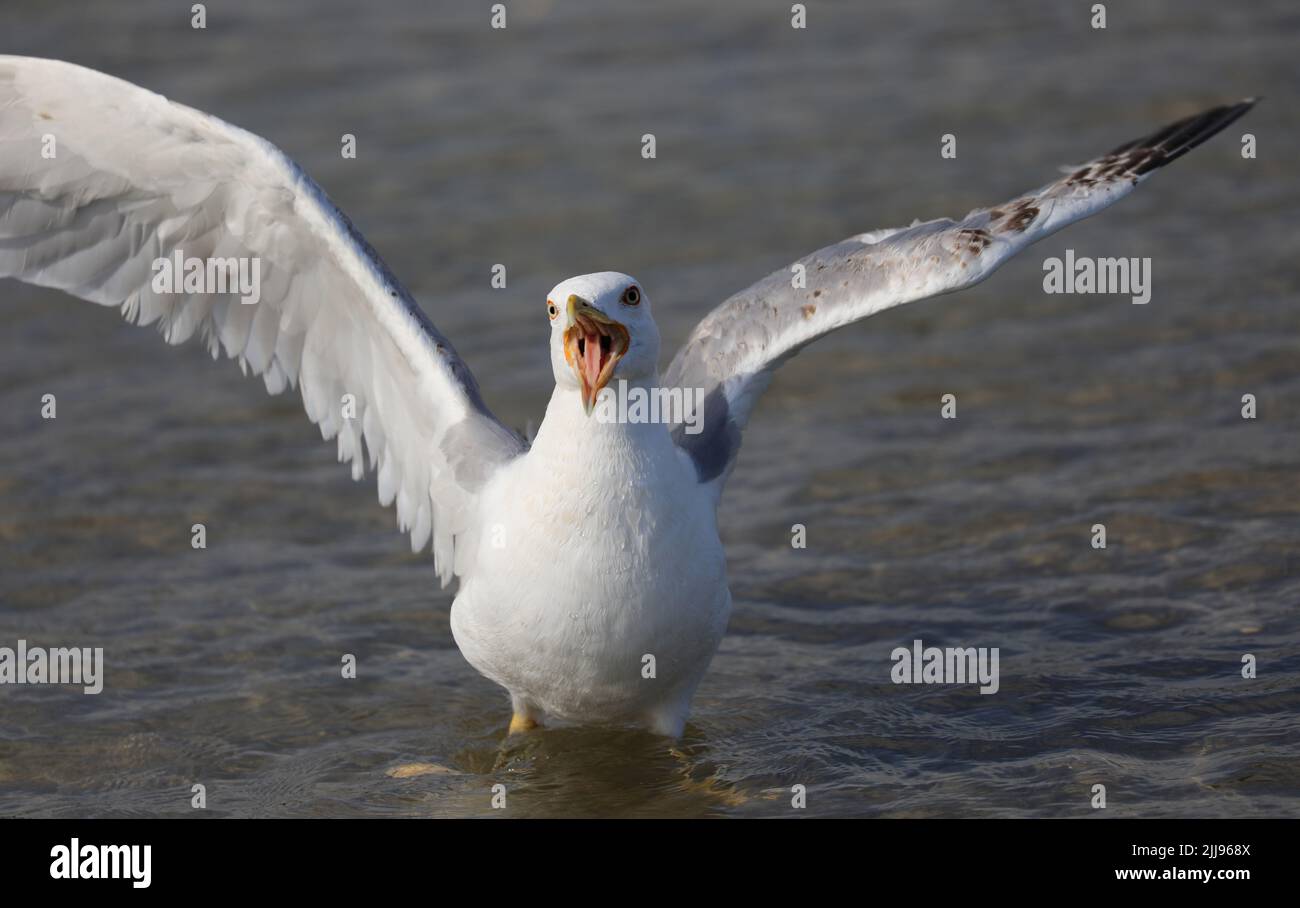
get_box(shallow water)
[1,0,1298,817]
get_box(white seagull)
[0,57,1253,736]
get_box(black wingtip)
[1107,98,1258,176]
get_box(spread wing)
[664,99,1255,496]
[0,56,525,585]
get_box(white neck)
[532,376,677,463]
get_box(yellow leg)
[508,712,539,735]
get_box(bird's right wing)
[664,100,1255,497]
[0,56,525,584]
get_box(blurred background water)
[1,0,1297,817]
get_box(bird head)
[546,271,660,413]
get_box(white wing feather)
[0,56,524,584]
[665,99,1255,494]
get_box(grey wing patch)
[671,387,741,483]
[441,415,528,488]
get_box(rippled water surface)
[2,0,1298,817]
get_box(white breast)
[450,386,730,733]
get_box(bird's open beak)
[563,295,630,414]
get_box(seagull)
[0,57,1254,737]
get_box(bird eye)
[547,300,558,320]
[621,285,641,306]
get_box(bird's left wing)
[0,56,525,584]
[664,100,1255,497]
